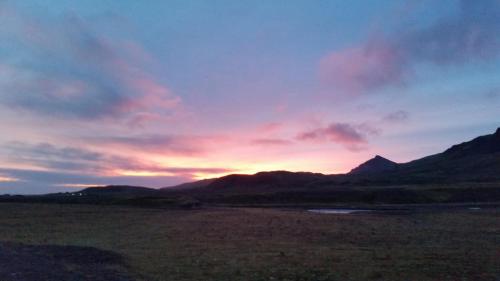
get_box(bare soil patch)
[0,242,136,281]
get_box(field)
[0,203,499,281]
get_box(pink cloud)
[250,138,292,146]
[255,122,285,133]
[114,72,181,115]
[320,0,500,95]
[320,38,406,95]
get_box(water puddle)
[308,206,486,214]
[308,209,372,214]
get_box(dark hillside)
[349,155,398,174]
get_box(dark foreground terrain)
[0,242,135,281]
[0,203,498,281]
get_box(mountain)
[2,128,498,206]
[63,127,498,205]
[161,127,500,194]
[393,128,500,182]
[349,155,398,174]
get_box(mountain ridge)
[73,128,500,195]
[349,155,398,175]
[161,127,500,190]
[2,128,498,206]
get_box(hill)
[79,185,158,197]
[349,155,398,174]
[163,178,215,191]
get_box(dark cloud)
[297,122,378,151]
[0,168,106,185]
[0,140,235,194]
[5,142,102,161]
[0,167,191,194]
[0,141,233,180]
[0,4,179,121]
[485,88,500,99]
[401,0,500,65]
[2,142,122,173]
[321,0,500,94]
[383,110,409,123]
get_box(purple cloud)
[82,134,230,156]
[320,0,500,94]
[297,122,377,151]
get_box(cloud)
[401,0,500,65]
[297,122,378,151]
[1,141,133,173]
[250,138,293,146]
[148,167,232,175]
[0,141,233,179]
[382,110,409,123]
[320,39,407,94]
[0,4,180,123]
[5,142,102,162]
[83,134,223,156]
[320,0,500,94]
[0,167,191,194]
[484,88,500,100]
[0,164,235,194]
[2,142,103,172]
[256,122,285,133]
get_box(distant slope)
[79,185,159,198]
[161,171,327,196]
[205,171,325,193]
[161,178,215,191]
[349,155,398,174]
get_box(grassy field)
[0,203,498,281]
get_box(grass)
[0,203,498,281]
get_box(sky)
[0,0,499,194]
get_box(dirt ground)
[0,203,498,281]
[0,242,136,281]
